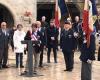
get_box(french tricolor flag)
[55,0,68,28]
[82,0,97,47]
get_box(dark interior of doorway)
[67,3,80,22]
[37,4,54,23]
[0,4,14,28]
[37,9,53,23]
[37,3,80,23]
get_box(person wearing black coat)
[80,30,96,80]
[0,22,10,69]
[41,16,49,28]
[60,21,77,72]
[36,21,47,67]
[46,19,59,63]
[72,16,83,51]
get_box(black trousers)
[0,47,8,66]
[98,47,100,61]
[76,38,82,51]
[16,53,23,67]
[81,62,92,80]
[63,50,74,70]
[39,44,45,66]
[10,40,14,51]
[47,46,57,62]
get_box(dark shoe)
[24,71,28,73]
[33,71,37,74]
[0,66,2,69]
[66,69,73,72]
[20,66,24,68]
[2,65,9,68]
[54,61,57,63]
[39,65,43,67]
[64,69,67,71]
[64,68,73,72]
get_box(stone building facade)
[0,0,100,28]
[0,0,37,28]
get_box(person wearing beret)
[60,21,77,72]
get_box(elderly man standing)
[41,16,48,28]
[36,21,47,67]
[72,16,83,51]
[0,22,10,69]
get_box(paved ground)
[0,49,100,80]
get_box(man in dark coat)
[72,16,83,50]
[36,21,47,67]
[80,31,96,80]
[46,19,59,63]
[41,16,48,28]
[60,21,77,72]
[0,22,10,69]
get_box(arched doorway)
[37,3,81,23]
[0,4,14,28]
[67,3,81,22]
[37,3,54,23]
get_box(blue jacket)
[60,29,76,52]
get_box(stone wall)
[0,0,37,28]
[0,0,99,28]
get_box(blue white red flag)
[55,0,68,28]
[82,0,97,47]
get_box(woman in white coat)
[13,24,26,68]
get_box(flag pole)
[92,0,100,31]
[64,1,72,21]
[97,14,100,31]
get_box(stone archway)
[0,4,15,28]
[66,3,81,22]
[37,2,81,23]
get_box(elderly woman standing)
[13,24,26,68]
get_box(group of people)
[0,15,99,80]
[0,16,59,72]
[60,16,99,80]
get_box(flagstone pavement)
[0,49,100,80]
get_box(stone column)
[32,0,37,21]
